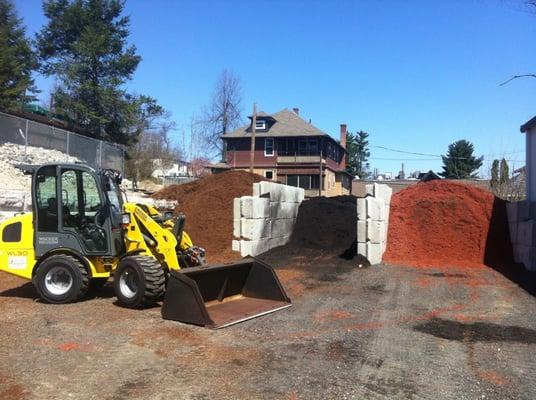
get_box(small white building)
[521,116,536,201]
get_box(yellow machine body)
[0,203,195,280]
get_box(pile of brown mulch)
[383,180,513,268]
[152,171,265,263]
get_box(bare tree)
[200,69,243,160]
[125,113,182,182]
[500,1,536,85]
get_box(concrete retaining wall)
[507,200,536,271]
[356,183,392,264]
[233,181,305,257]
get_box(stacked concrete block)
[233,182,305,257]
[356,183,392,265]
[507,201,536,271]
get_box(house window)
[265,170,274,180]
[298,139,319,156]
[265,138,274,156]
[255,120,266,130]
[286,175,321,190]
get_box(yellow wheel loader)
[0,163,290,328]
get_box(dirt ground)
[1,250,536,400]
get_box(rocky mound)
[383,180,513,268]
[152,170,265,263]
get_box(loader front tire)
[114,255,165,308]
[34,254,89,304]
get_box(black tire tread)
[35,254,89,302]
[128,255,165,306]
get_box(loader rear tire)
[114,255,165,308]
[33,254,89,304]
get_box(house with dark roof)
[221,108,352,197]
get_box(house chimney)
[340,124,347,169]
[292,107,299,115]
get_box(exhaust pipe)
[161,257,291,328]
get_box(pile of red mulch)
[383,180,513,268]
[152,171,265,263]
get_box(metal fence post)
[99,140,103,168]
[66,132,70,157]
[24,119,28,158]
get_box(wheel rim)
[45,266,73,296]
[119,267,138,299]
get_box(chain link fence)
[0,111,124,173]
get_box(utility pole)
[319,139,323,197]
[249,103,256,174]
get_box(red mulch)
[383,180,513,268]
[152,171,265,263]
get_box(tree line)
[0,0,242,181]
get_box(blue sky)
[15,0,536,176]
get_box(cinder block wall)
[356,183,392,264]
[507,200,536,271]
[233,181,305,257]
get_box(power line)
[370,145,524,161]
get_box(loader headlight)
[122,213,131,225]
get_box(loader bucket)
[161,257,291,328]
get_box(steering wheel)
[94,207,106,227]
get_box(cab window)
[60,169,107,252]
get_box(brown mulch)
[152,170,265,263]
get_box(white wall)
[232,182,305,257]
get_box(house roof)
[521,115,536,133]
[223,108,333,139]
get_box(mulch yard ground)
[1,251,536,400]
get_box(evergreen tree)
[346,130,370,178]
[37,0,162,144]
[0,0,38,111]
[490,159,499,189]
[440,140,483,179]
[499,158,509,189]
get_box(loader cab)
[32,164,124,257]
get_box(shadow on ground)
[414,317,536,344]
[484,197,536,297]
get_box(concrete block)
[357,198,366,220]
[233,197,241,220]
[233,219,241,238]
[232,240,240,252]
[357,242,366,256]
[357,241,383,265]
[240,218,271,240]
[364,183,392,205]
[517,220,536,246]
[268,235,291,249]
[240,196,270,219]
[367,220,386,243]
[507,201,531,223]
[366,242,383,265]
[271,201,300,219]
[272,218,296,238]
[252,182,261,197]
[365,184,374,197]
[376,184,393,205]
[509,222,518,244]
[357,220,366,241]
[366,196,385,221]
[256,181,304,203]
[514,245,535,271]
[239,239,270,257]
